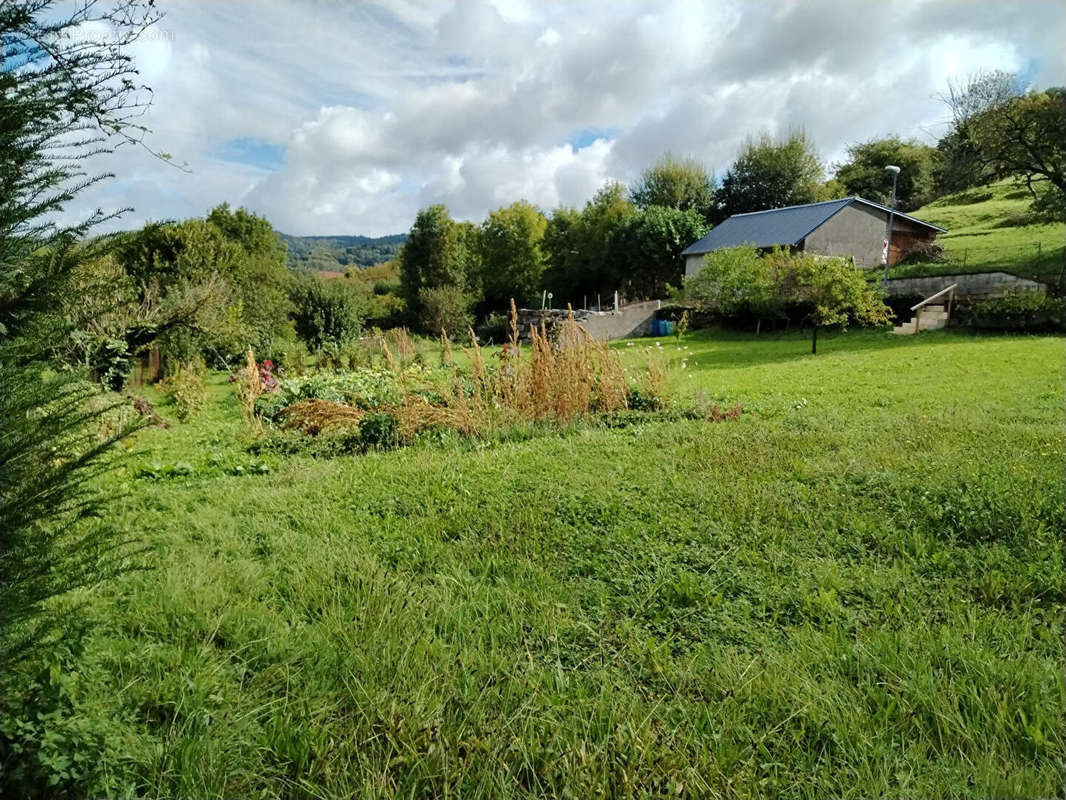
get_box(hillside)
[890,180,1065,286]
[280,232,406,272]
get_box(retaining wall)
[515,301,660,342]
[883,271,1047,299]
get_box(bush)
[358,412,401,450]
[476,311,509,343]
[417,285,473,337]
[898,240,945,264]
[159,358,208,421]
[685,248,890,350]
[289,274,367,352]
[276,340,310,376]
[964,290,1065,331]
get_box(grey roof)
[681,197,947,256]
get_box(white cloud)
[62,0,1065,236]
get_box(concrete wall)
[798,203,934,269]
[883,271,1048,299]
[683,254,706,279]
[516,300,660,342]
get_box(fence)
[900,241,1066,291]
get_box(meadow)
[890,179,1066,286]
[9,327,1064,798]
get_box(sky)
[70,0,1066,237]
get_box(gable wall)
[802,204,888,268]
[804,204,937,268]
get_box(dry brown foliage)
[279,400,365,435]
[236,348,263,430]
[494,304,629,423]
[384,327,415,362]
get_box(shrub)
[687,248,890,350]
[964,290,1065,332]
[276,340,310,376]
[417,285,473,337]
[289,274,367,352]
[898,240,945,264]
[476,311,510,344]
[358,412,401,450]
[159,358,208,421]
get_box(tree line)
[396,72,1063,333]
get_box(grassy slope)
[890,180,1065,285]
[37,330,1066,798]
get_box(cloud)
[62,0,1065,236]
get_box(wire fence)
[901,241,1066,290]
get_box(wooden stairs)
[891,284,957,336]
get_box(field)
[888,180,1066,287]
[12,328,1064,798]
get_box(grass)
[888,179,1065,286]
[4,327,1063,798]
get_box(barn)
[682,197,946,277]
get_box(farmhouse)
[682,197,946,277]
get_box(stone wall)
[515,300,660,342]
[883,271,1048,300]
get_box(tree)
[685,248,890,348]
[543,182,637,308]
[715,132,824,221]
[399,205,480,326]
[934,70,1025,193]
[968,88,1066,217]
[62,238,232,388]
[611,206,708,299]
[418,285,473,337]
[630,154,715,219]
[477,200,547,313]
[206,204,294,354]
[777,252,891,354]
[1,0,161,672]
[289,274,367,353]
[834,137,937,211]
[541,206,583,304]
[67,209,296,383]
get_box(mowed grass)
[890,179,1065,285]
[31,328,1065,798]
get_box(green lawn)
[11,328,1064,798]
[889,180,1065,286]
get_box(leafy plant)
[418,285,474,338]
[159,358,208,421]
[674,310,690,343]
[289,273,367,353]
[966,290,1065,331]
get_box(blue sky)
[69,0,1066,236]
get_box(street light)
[881,164,901,287]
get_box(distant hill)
[894,180,1065,287]
[280,233,406,272]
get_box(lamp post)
[881,164,901,287]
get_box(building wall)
[803,204,934,268]
[684,254,705,278]
[803,204,884,268]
